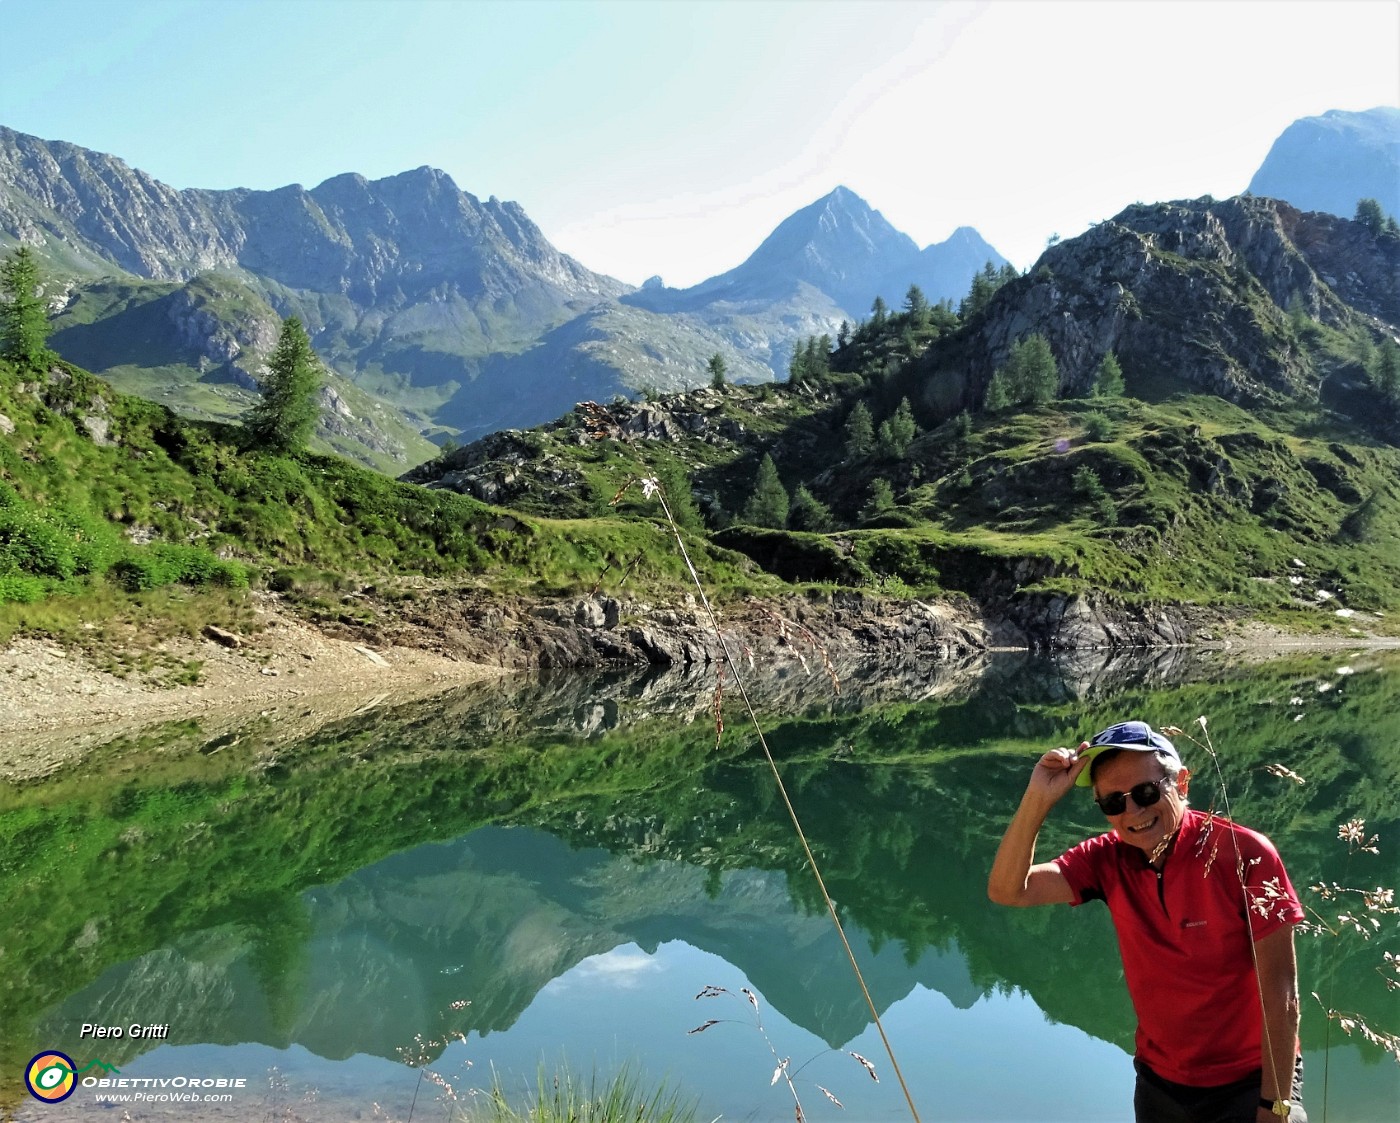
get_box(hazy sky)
[2,0,1396,287]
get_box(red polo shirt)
[1054,808,1304,1087]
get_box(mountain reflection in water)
[3,649,1397,1121]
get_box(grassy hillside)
[411,373,1400,627]
[0,355,777,645]
[49,273,443,472]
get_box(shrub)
[0,574,47,604]
[110,544,248,592]
[0,508,76,579]
[1083,412,1115,442]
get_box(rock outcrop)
[936,195,1400,411]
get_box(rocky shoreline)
[333,585,1208,674]
[2,582,1393,782]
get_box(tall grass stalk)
[580,396,921,1123]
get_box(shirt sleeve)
[1233,825,1306,938]
[1052,832,1115,907]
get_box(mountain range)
[0,106,1396,469]
[0,128,1003,466]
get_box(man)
[987,720,1306,1123]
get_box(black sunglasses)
[1094,776,1174,816]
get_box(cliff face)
[938,195,1400,409]
[0,128,627,309]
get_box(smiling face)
[1092,750,1191,859]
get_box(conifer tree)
[959,261,1016,320]
[1,246,56,370]
[877,397,917,459]
[655,460,703,530]
[870,295,889,326]
[244,317,324,455]
[742,453,789,528]
[844,401,875,458]
[1355,198,1386,236]
[788,343,808,385]
[1001,335,1059,405]
[861,477,894,521]
[984,371,1012,412]
[789,484,834,532]
[904,284,931,330]
[1092,350,1125,398]
[1373,340,1400,417]
[708,352,727,388]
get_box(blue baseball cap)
[1074,720,1180,787]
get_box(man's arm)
[1253,924,1301,1121]
[987,745,1089,907]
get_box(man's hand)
[987,741,1089,908]
[1024,742,1091,807]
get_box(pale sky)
[1,0,1396,287]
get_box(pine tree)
[1092,350,1125,398]
[655,460,703,530]
[861,477,894,521]
[708,352,727,389]
[877,397,917,459]
[1355,198,1386,236]
[788,343,809,385]
[844,401,875,458]
[1,246,56,370]
[983,371,1011,412]
[244,317,324,455]
[789,485,833,532]
[1001,335,1059,405]
[1373,341,1400,416]
[742,453,789,528]
[870,295,889,326]
[904,283,931,330]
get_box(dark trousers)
[1133,1056,1307,1123]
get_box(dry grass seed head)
[1263,763,1306,785]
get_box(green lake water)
[2,649,1397,1122]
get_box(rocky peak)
[1248,106,1400,220]
[0,127,628,307]
[949,194,1398,408]
[713,186,918,304]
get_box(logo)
[25,1052,120,1103]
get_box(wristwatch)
[1259,1097,1291,1117]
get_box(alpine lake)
[2,646,1397,1123]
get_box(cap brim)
[1073,742,1158,786]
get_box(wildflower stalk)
[581,400,920,1123]
[1167,718,1289,1108]
[644,476,921,1122]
